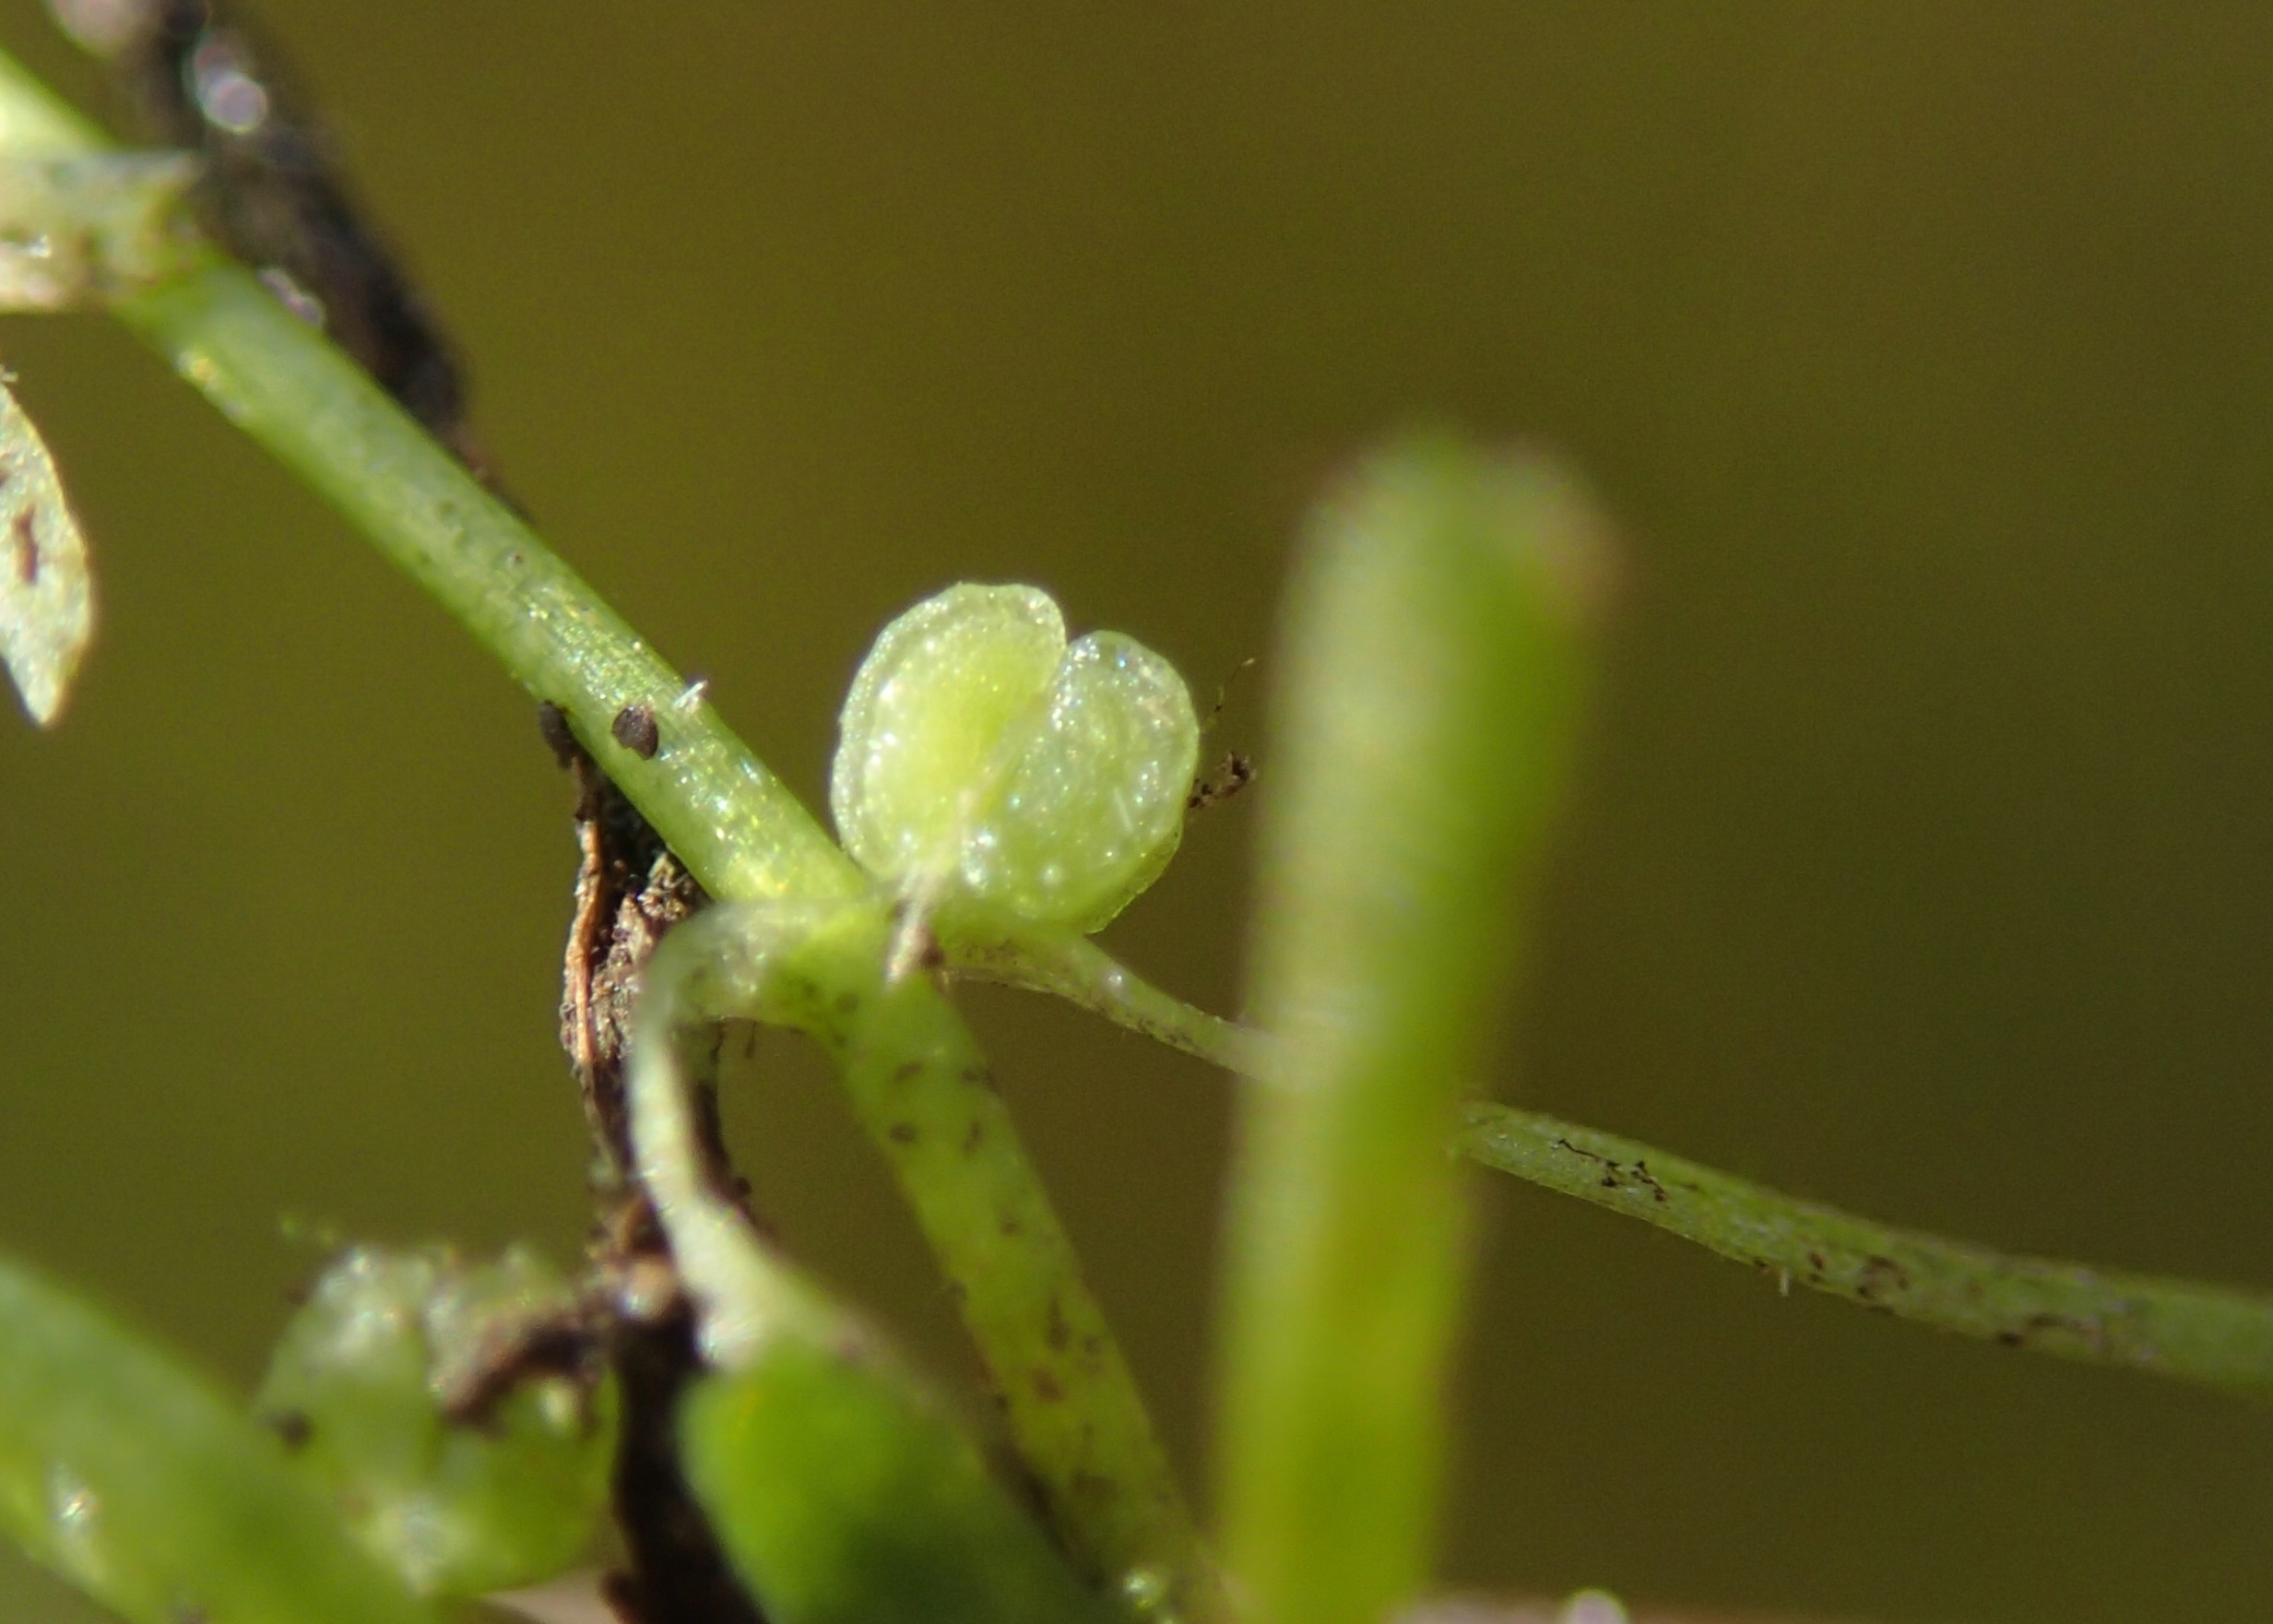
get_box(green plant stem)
[1456,1102,2273,1401]
[963,936,2273,1404]
[121,261,868,907]
[0,42,1200,1600]
[0,50,857,907]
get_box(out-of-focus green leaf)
[681,1338,1128,1624]
[0,1253,446,1624]
[255,1243,617,1597]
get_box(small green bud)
[254,1245,615,1598]
[831,584,1200,931]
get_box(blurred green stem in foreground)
[1211,442,1609,1624]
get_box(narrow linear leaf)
[1215,435,1613,1624]
[0,1253,445,1624]
[0,374,90,725]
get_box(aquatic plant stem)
[955,929,2273,1404]
[1456,1102,2273,1402]
[0,50,857,907]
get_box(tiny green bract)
[831,583,1200,933]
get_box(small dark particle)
[611,702,660,759]
[1187,751,1256,813]
[886,1122,919,1145]
[264,1409,314,1451]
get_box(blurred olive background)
[2,5,2271,1620]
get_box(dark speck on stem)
[613,702,660,759]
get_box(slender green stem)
[0,48,858,908]
[1457,1103,2273,1401]
[119,262,865,907]
[966,937,2273,1404]
[0,41,1199,1599]
[942,912,1260,1072]
[620,903,1147,1622]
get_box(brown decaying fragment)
[543,705,764,1624]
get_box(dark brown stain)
[436,1310,608,1434]
[9,510,37,586]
